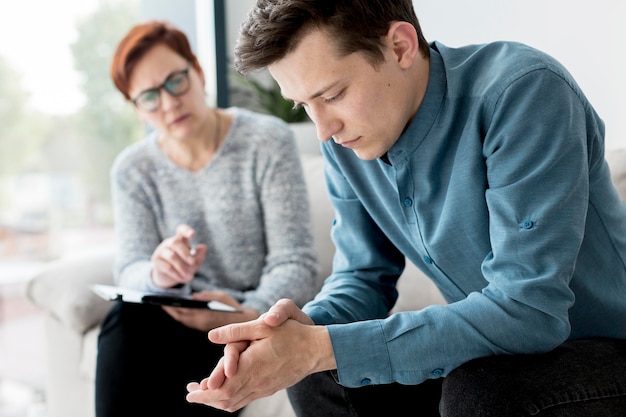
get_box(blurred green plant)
[232,72,309,123]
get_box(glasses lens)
[135,89,160,112]
[164,70,190,97]
[131,68,190,112]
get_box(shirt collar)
[383,45,447,166]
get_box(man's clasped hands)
[185,299,335,413]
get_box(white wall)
[141,0,220,106]
[413,0,626,150]
[226,0,626,149]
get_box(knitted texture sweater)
[110,107,319,313]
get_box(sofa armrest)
[300,154,335,281]
[606,148,626,200]
[25,246,117,334]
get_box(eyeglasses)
[131,66,192,112]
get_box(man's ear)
[387,21,419,69]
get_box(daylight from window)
[0,0,140,414]
[0,0,141,266]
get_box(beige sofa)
[26,149,626,417]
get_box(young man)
[186,1,626,415]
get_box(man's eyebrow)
[307,81,341,101]
[281,80,341,104]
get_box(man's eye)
[324,90,344,103]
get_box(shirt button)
[521,220,534,230]
[432,368,444,377]
[360,378,372,386]
[423,256,433,264]
[403,197,413,207]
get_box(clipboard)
[91,284,241,312]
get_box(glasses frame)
[130,65,192,112]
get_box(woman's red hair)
[110,20,201,100]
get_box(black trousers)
[288,338,626,417]
[95,301,240,417]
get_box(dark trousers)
[95,301,240,417]
[287,338,626,416]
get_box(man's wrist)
[311,325,337,373]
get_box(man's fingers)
[207,300,312,344]
[186,388,210,405]
[207,357,227,390]
[186,381,201,392]
[209,319,271,344]
[186,365,251,412]
[223,341,248,378]
[264,298,314,326]
[227,389,265,413]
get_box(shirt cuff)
[327,320,392,388]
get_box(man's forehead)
[268,31,362,100]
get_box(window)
[0,0,142,264]
[0,0,140,412]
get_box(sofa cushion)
[300,154,335,282]
[26,247,116,333]
[80,326,101,380]
[606,148,626,200]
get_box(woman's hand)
[151,224,207,288]
[162,290,259,331]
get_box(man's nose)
[308,107,340,143]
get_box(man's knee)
[440,339,626,417]
[440,356,523,416]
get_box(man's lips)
[337,137,361,148]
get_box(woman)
[95,20,320,417]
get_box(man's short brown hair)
[235,0,429,75]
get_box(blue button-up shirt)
[303,41,626,388]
